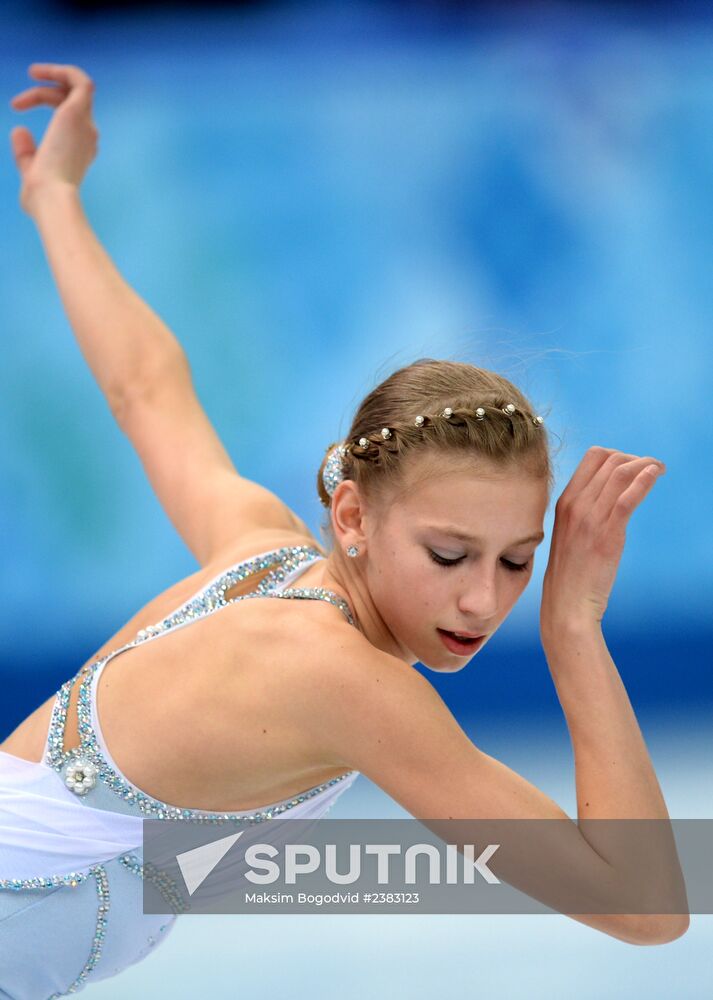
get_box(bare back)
[0,528,357,811]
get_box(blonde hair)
[317,358,554,546]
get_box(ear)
[330,479,369,550]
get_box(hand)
[9,62,99,216]
[540,446,666,635]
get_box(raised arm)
[294,448,688,945]
[313,631,688,945]
[10,62,312,565]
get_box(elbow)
[109,349,191,428]
[641,913,690,946]
[614,913,690,946]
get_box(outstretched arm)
[10,63,312,565]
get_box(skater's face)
[355,455,548,671]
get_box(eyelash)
[428,551,531,573]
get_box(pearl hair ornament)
[321,403,545,501]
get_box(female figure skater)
[1,63,687,997]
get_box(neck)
[305,547,415,666]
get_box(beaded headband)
[322,403,545,499]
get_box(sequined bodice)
[43,544,360,826]
[0,545,361,994]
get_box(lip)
[437,628,486,656]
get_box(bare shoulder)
[86,527,326,669]
[295,623,569,824]
[202,525,326,573]
[293,620,478,792]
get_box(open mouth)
[436,628,486,655]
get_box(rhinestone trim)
[43,545,359,825]
[46,864,110,998]
[323,443,349,498]
[0,868,94,892]
[118,853,189,914]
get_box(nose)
[456,567,499,626]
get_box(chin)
[416,631,489,673]
[420,657,472,675]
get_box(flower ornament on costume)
[65,757,98,796]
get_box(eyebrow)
[429,526,545,546]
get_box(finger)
[10,86,67,109]
[63,82,95,115]
[590,456,664,524]
[558,446,618,505]
[578,447,666,511]
[9,126,36,176]
[28,63,94,92]
[605,464,662,531]
[581,450,648,508]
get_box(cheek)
[409,573,449,631]
[372,563,438,630]
[505,571,532,604]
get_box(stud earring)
[346,545,359,558]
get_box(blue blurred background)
[0,1,710,997]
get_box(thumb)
[10,125,36,176]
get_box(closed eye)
[501,558,531,573]
[428,551,465,567]
[428,550,531,573]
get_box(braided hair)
[317,358,555,543]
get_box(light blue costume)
[0,545,360,998]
